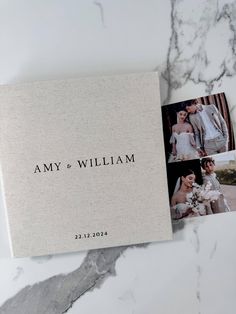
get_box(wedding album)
[162,93,236,221]
[0,72,172,257]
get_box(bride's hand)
[172,148,177,156]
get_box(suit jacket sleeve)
[211,104,229,142]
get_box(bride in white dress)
[171,169,207,220]
[168,110,199,163]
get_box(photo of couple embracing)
[163,93,236,222]
[162,93,234,163]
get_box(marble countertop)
[1,0,236,313]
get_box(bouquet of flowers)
[186,182,221,215]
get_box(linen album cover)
[0,72,172,257]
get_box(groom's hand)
[197,148,205,157]
[182,207,194,218]
[202,150,208,156]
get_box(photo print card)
[0,72,172,257]
[162,92,236,221]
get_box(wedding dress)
[168,132,199,162]
[171,203,206,220]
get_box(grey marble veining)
[30,255,53,264]
[93,1,106,28]
[12,267,24,282]
[209,240,218,259]
[0,247,126,314]
[162,0,236,104]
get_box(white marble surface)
[1,0,236,313]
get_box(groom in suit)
[201,157,230,213]
[185,100,229,156]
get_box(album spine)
[0,137,14,257]
[0,91,12,256]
